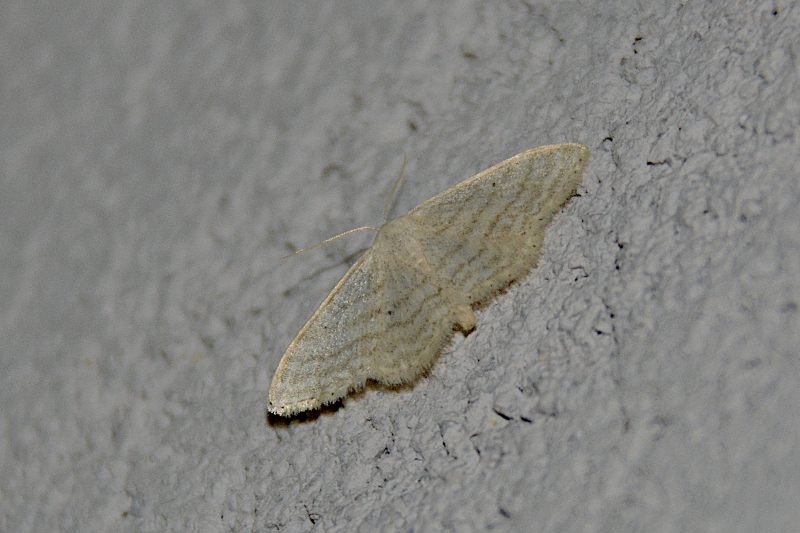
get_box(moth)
[269,143,589,416]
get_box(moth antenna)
[281,226,379,260]
[382,155,407,223]
[283,156,407,260]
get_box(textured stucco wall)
[1,1,799,531]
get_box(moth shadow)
[367,376,424,396]
[265,375,429,426]
[266,401,344,425]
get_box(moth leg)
[453,302,476,333]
